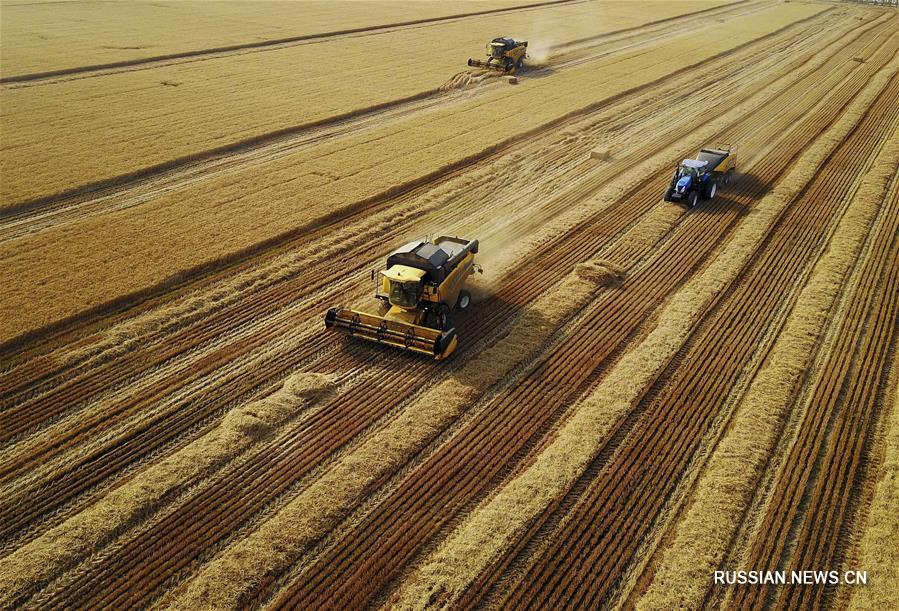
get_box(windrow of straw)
[0,372,334,608]
[637,121,899,611]
[164,257,620,609]
[849,332,899,610]
[53,9,842,381]
[387,62,899,610]
[0,3,826,346]
[1,1,742,207]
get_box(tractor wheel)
[687,191,699,209]
[456,290,471,311]
[664,187,676,202]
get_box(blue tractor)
[664,145,737,208]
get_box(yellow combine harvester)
[324,236,481,360]
[468,37,528,73]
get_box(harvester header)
[324,236,481,360]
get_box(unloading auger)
[324,236,482,360]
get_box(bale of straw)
[390,63,899,608]
[590,147,611,161]
[575,259,625,286]
[165,257,615,609]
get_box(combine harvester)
[325,236,481,360]
[468,37,528,73]
[664,145,737,208]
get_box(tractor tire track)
[266,35,898,610]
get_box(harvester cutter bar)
[325,307,456,359]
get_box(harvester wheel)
[426,304,453,330]
[456,290,471,311]
[687,191,699,209]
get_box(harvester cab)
[664,145,737,208]
[468,37,528,73]
[324,236,481,360]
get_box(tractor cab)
[673,158,709,191]
[676,158,708,178]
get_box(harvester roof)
[386,237,477,284]
[382,265,427,283]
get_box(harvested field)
[1,0,897,609]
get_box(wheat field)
[1,0,897,608]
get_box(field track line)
[726,124,899,611]
[0,0,591,84]
[631,120,899,611]
[267,34,899,610]
[845,282,899,611]
[0,4,850,445]
[0,9,872,580]
[490,59,899,611]
[7,13,864,604]
[0,3,831,359]
[387,59,899,610]
[0,7,864,560]
[0,0,771,228]
[1,0,763,88]
[0,0,778,247]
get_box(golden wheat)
[0,373,334,607]
[0,3,825,346]
[388,64,899,607]
[637,117,899,611]
[165,257,617,609]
